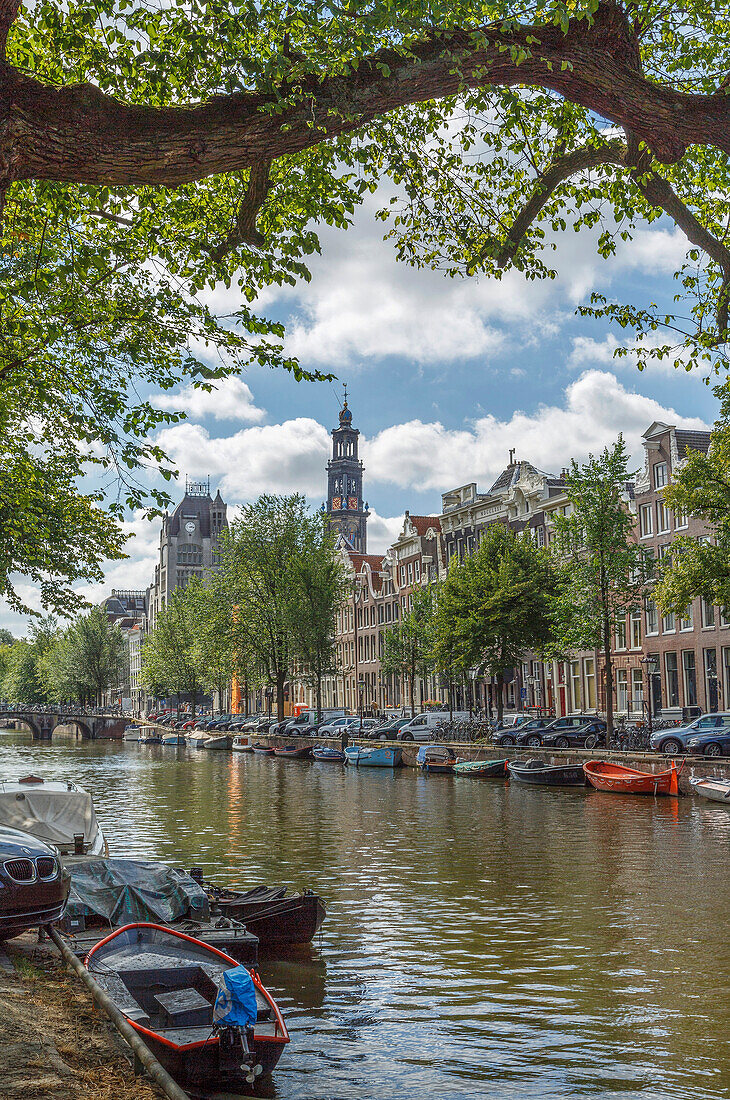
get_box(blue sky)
[1,191,719,635]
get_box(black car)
[516,714,605,748]
[0,826,71,940]
[494,717,554,747]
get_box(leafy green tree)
[187,576,237,715]
[382,584,436,718]
[433,525,557,723]
[552,438,652,740]
[0,630,15,646]
[653,384,730,615]
[217,495,313,722]
[4,0,730,608]
[1,617,57,703]
[40,607,126,704]
[288,517,349,721]
[141,586,204,719]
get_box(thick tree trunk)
[1,2,728,192]
[191,690,197,723]
[276,670,285,723]
[410,656,416,718]
[496,671,504,724]
[603,616,614,747]
[316,671,322,725]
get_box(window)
[535,526,545,547]
[630,610,642,650]
[665,652,679,707]
[682,650,697,706]
[645,600,659,635]
[705,648,719,709]
[662,611,676,633]
[675,508,688,529]
[584,658,596,710]
[656,500,670,534]
[615,619,627,650]
[639,504,653,538]
[721,609,730,628]
[680,606,694,631]
[616,669,628,711]
[654,462,668,489]
[570,660,581,710]
[414,560,420,580]
[702,599,715,628]
[632,667,644,712]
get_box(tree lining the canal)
[551,437,653,742]
[432,524,559,724]
[5,0,730,619]
[40,606,126,706]
[141,585,206,719]
[381,584,438,719]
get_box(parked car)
[0,826,71,940]
[540,719,607,749]
[516,714,604,748]
[495,713,534,731]
[370,717,413,740]
[494,717,555,746]
[686,727,730,757]
[650,712,730,755]
[316,716,361,737]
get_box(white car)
[317,716,360,737]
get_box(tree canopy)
[4,0,730,606]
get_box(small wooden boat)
[161,732,186,746]
[345,745,402,768]
[232,735,252,752]
[583,760,681,796]
[252,743,275,755]
[86,924,289,1090]
[205,883,327,946]
[416,744,456,774]
[689,776,730,803]
[312,746,346,762]
[453,758,508,778]
[273,744,312,759]
[203,734,231,751]
[508,759,587,787]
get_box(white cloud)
[155,417,331,500]
[569,332,702,377]
[364,370,708,491]
[151,378,265,422]
[367,510,404,555]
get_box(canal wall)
[133,721,729,795]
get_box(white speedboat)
[689,776,730,803]
[0,776,108,855]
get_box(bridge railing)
[0,704,133,718]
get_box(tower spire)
[325,389,369,552]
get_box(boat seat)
[154,987,213,1028]
[99,973,151,1027]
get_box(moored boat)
[203,734,231,750]
[345,745,402,768]
[689,776,730,803]
[252,743,276,755]
[232,735,252,752]
[203,881,327,946]
[273,744,312,759]
[138,725,163,745]
[416,744,455,774]
[453,758,508,778]
[507,759,587,787]
[312,746,346,762]
[0,776,108,856]
[187,733,209,748]
[123,725,141,742]
[583,760,681,796]
[85,923,289,1089]
[161,732,186,745]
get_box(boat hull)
[690,777,730,803]
[312,748,346,762]
[424,761,454,774]
[344,746,402,768]
[453,759,507,778]
[204,735,231,750]
[508,761,587,787]
[273,745,312,758]
[210,890,327,946]
[584,760,680,795]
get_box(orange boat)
[583,760,682,796]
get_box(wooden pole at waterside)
[45,924,191,1100]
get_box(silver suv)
[649,712,730,755]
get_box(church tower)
[326,391,369,552]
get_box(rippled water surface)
[2,726,729,1099]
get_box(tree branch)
[1,1,728,191]
[0,0,19,58]
[208,160,272,262]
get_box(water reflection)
[1,727,729,1098]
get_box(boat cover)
[213,965,258,1028]
[0,782,99,849]
[67,859,210,925]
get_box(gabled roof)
[675,429,711,458]
[408,514,441,535]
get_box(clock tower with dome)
[326,391,369,553]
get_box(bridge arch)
[3,714,43,739]
[51,718,93,740]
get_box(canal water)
[1,726,729,1100]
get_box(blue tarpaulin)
[213,966,258,1029]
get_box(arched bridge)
[0,707,129,741]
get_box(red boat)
[583,760,682,796]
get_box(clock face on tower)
[185,521,196,534]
